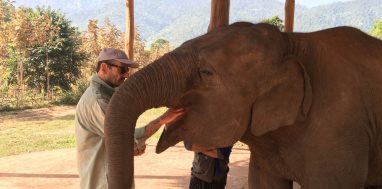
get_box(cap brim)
[117,59,139,68]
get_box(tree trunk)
[18,54,24,107]
[46,49,50,99]
[208,0,230,32]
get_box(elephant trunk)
[104,51,195,189]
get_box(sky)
[276,0,354,8]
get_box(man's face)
[103,60,130,87]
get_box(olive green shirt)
[75,74,145,189]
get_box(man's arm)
[195,148,218,158]
[133,108,184,156]
[142,108,185,139]
[184,142,218,158]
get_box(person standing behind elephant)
[185,142,232,189]
[75,47,184,189]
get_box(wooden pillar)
[284,0,295,32]
[125,0,134,60]
[208,0,230,32]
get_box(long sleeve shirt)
[75,74,145,189]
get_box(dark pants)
[189,175,227,189]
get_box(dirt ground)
[0,143,250,189]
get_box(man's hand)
[134,145,146,156]
[201,149,218,158]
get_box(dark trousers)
[189,175,227,189]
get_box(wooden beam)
[284,0,295,32]
[125,0,134,60]
[208,0,230,32]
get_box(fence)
[0,88,62,110]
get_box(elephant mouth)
[155,117,185,153]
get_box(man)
[75,48,184,189]
[185,142,232,189]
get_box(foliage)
[58,80,89,105]
[0,3,88,109]
[80,18,124,79]
[371,20,382,40]
[24,7,87,91]
[0,2,16,89]
[1,5,86,98]
[0,0,14,59]
[262,15,284,31]
[6,7,33,89]
[133,27,151,69]
[98,18,124,49]
[80,18,149,76]
[1,46,17,89]
[149,38,170,62]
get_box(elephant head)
[104,22,312,188]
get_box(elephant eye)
[200,68,213,76]
[197,66,219,86]
[196,66,220,87]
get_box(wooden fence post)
[284,0,295,32]
[208,0,230,32]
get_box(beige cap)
[98,48,139,68]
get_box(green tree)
[262,15,284,31]
[371,20,382,40]
[24,7,86,92]
[149,39,170,62]
[27,8,59,94]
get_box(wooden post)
[284,0,295,32]
[208,0,230,32]
[125,0,134,61]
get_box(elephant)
[104,22,382,189]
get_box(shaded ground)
[0,143,250,189]
[0,105,76,122]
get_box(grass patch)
[0,106,167,157]
[0,115,76,157]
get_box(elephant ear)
[251,57,312,136]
